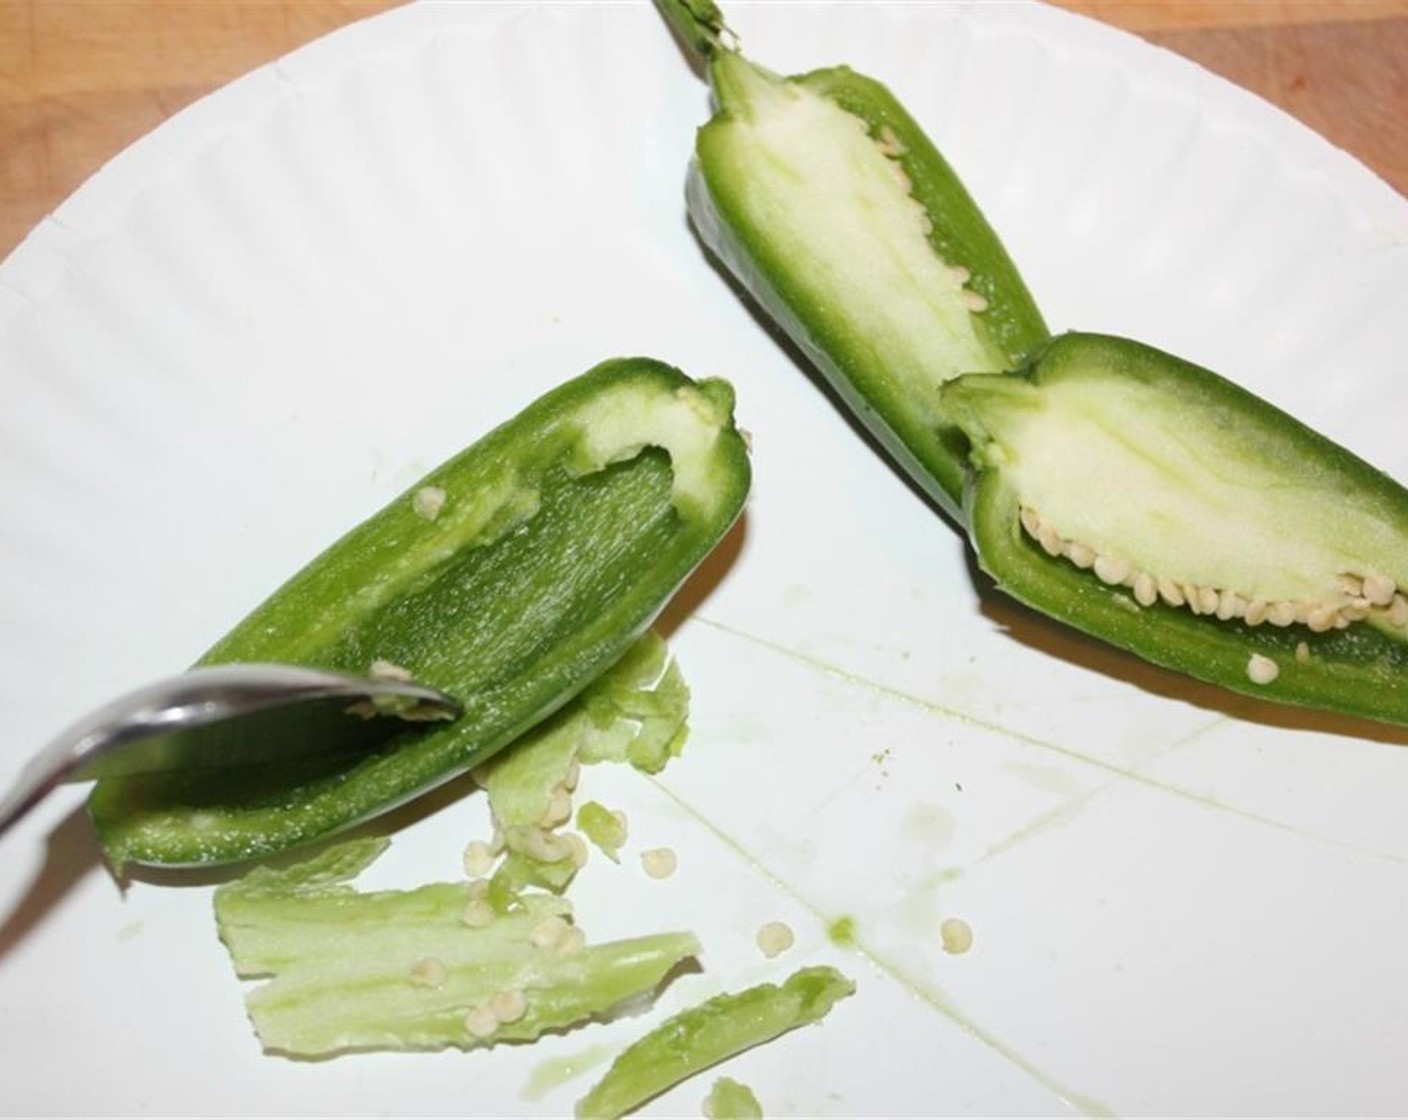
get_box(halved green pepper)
[658,0,1048,520]
[942,332,1408,725]
[89,358,751,868]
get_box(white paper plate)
[3,2,1408,1115]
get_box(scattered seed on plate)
[755,921,795,959]
[940,917,973,955]
[640,847,678,879]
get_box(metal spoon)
[0,663,461,839]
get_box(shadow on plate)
[0,803,105,963]
[654,511,748,638]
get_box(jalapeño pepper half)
[942,332,1408,726]
[659,0,1048,520]
[89,358,751,867]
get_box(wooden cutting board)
[2,1,1406,260]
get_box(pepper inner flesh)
[703,52,1004,421]
[950,367,1408,637]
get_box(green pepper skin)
[575,965,854,1120]
[89,358,751,868]
[661,0,1048,520]
[944,332,1408,727]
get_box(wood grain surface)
[3,0,1407,262]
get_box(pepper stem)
[654,0,735,62]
